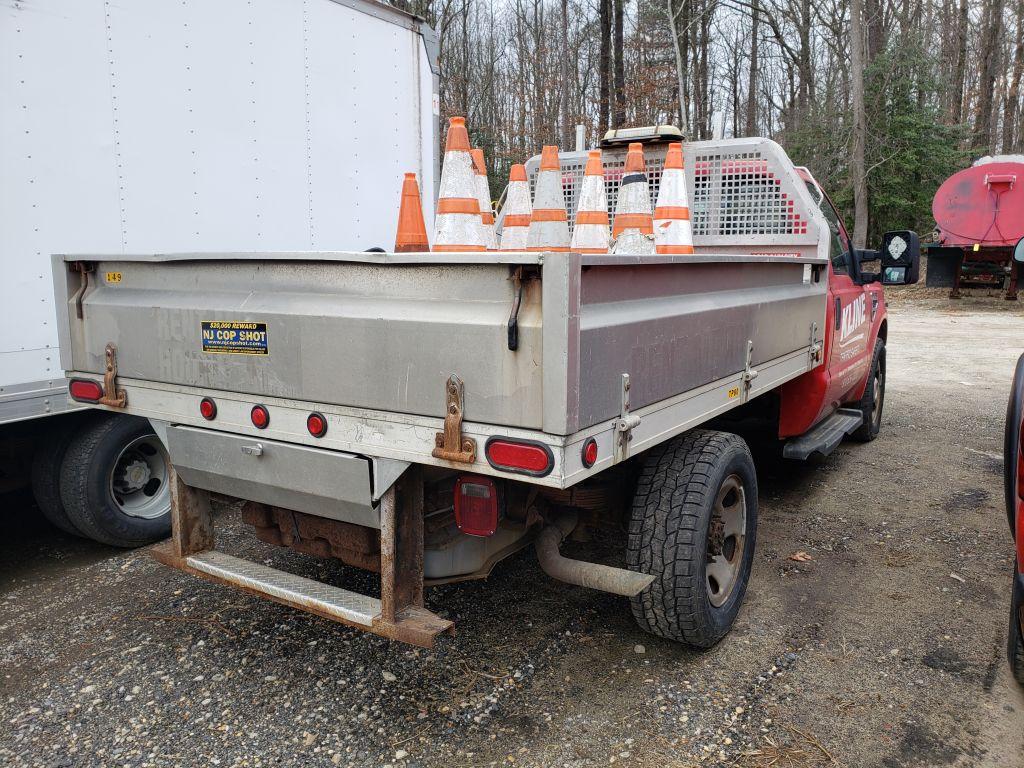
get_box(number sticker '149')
[105,272,122,284]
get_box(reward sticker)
[201,321,269,355]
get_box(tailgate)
[54,253,544,430]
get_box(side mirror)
[1014,236,1024,263]
[880,230,920,286]
[855,249,882,284]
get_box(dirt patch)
[2,304,1023,768]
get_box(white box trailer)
[0,0,438,543]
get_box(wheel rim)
[871,368,884,428]
[705,474,747,608]
[108,435,171,520]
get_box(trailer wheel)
[627,429,758,648]
[1011,566,1024,686]
[852,340,886,442]
[30,414,94,537]
[59,414,172,548]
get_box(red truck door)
[819,198,874,405]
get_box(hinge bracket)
[432,374,476,464]
[808,322,822,365]
[743,340,759,401]
[612,373,641,463]
[98,343,128,408]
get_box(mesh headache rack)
[504,137,818,254]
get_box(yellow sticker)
[727,387,740,399]
[105,271,123,284]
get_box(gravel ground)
[2,300,1024,768]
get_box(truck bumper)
[153,464,454,647]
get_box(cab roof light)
[484,437,554,477]
[68,379,103,403]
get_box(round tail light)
[250,404,270,429]
[307,412,328,438]
[581,438,598,468]
[199,397,217,420]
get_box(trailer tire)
[852,340,885,442]
[59,414,172,548]
[627,429,758,648]
[1011,566,1024,687]
[30,414,94,537]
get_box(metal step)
[184,550,380,627]
[782,407,864,461]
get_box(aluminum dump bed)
[54,138,829,490]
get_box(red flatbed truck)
[54,136,920,648]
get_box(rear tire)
[852,340,885,442]
[30,414,93,537]
[1011,566,1024,687]
[59,414,172,548]
[627,430,758,648]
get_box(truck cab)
[777,169,915,448]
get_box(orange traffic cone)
[500,164,532,251]
[394,173,430,252]
[471,148,497,250]
[434,117,485,252]
[527,146,570,252]
[653,143,694,255]
[611,142,655,255]
[570,150,609,254]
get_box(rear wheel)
[627,430,758,648]
[852,340,886,442]
[59,415,172,547]
[30,414,93,537]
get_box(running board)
[782,407,863,461]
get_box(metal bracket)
[612,373,641,463]
[808,322,822,365]
[742,340,758,400]
[431,374,476,464]
[241,443,264,457]
[70,261,94,320]
[98,343,128,408]
[507,266,524,351]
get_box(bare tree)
[850,0,869,247]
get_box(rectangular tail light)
[454,475,499,537]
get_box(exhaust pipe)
[534,512,655,597]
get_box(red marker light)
[250,404,270,429]
[581,438,598,468]
[484,438,554,477]
[199,397,217,420]
[307,412,327,438]
[454,474,499,537]
[68,379,103,403]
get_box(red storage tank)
[928,156,1024,298]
